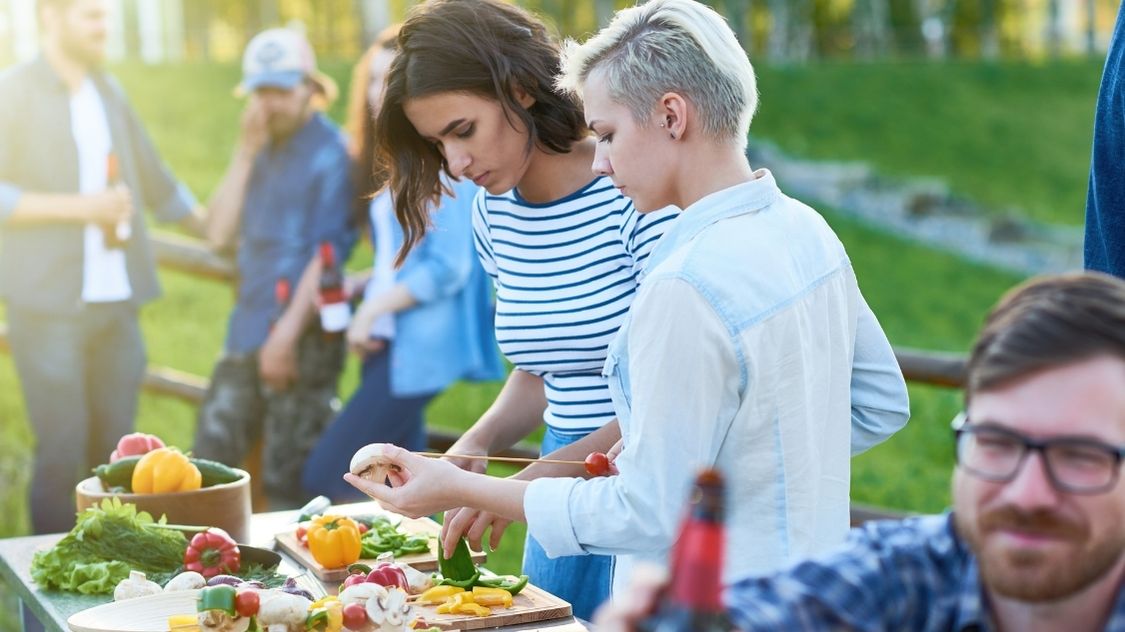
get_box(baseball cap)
[238,28,336,98]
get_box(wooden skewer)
[413,451,586,467]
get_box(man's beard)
[59,31,105,69]
[958,506,1125,602]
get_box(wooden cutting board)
[275,514,486,582]
[412,584,572,631]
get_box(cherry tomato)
[584,451,610,476]
[357,522,369,535]
[234,589,260,618]
[342,602,368,629]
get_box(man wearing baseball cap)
[193,27,357,508]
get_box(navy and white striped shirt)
[472,176,675,434]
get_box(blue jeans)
[302,345,436,501]
[7,302,144,535]
[522,426,614,622]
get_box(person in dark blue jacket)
[1086,2,1125,278]
[301,29,504,501]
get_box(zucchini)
[93,455,141,492]
[190,457,241,487]
[93,455,240,491]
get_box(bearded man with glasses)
[599,271,1125,632]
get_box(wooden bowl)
[75,470,252,542]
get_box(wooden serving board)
[275,514,486,582]
[413,583,572,631]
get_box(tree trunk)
[595,0,614,27]
[724,0,750,50]
[1086,0,1098,55]
[355,0,389,48]
[981,0,999,60]
[768,0,790,60]
[1046,0,1061,57]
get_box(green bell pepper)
[197,585,237,615]
[477,574,530,595]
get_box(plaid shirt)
[726,513,1125,631]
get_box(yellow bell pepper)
[472,586,513,608]
[167,614,200,631]
[308,595,343,632]
[435,592,491,617]
[132,448,202,493]
[307,515,362,569]
[417,585,466,605]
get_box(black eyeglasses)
[952,413,1125,494]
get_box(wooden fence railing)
[1,232,946,522]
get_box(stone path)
[749,140,1084,276]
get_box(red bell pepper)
[184,528,241,578]
[110,432,165,462]
[365,562,409,591]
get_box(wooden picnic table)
[0,501,589,632]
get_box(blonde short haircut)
[558,0,757,150]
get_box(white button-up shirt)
[523,170,910,596]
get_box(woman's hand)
[606,437,625,476]
[440,506,512,559]
[346,302,385,358]
[343,444,468,518]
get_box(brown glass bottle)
[638,469,736,632]
[102,152,131,249]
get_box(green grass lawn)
[0,58,1052,630]
[753,59,1103,226]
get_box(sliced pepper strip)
[436,570,480,589]
[476,574,529,595]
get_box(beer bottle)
[102,152,132,249]
[317,241,350,334]
[638,469,736,632]
[269,278,292,331]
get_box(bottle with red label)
[102,151,131,249]
[637,469,735,632]
[317,241,350,334]
[270,278,292,331]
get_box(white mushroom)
[113,570,162,601]
[197,610,251,632]
[257,590,313,632]
[366,587,415,631]
[338,581,389,607]
[349,445,401,483]
[164,571,207,592]
[399,564,433,595]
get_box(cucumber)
[190,457,242,487]
[93,454,240,491]
[93,455,141,492]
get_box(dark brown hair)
[374,0,587,264]
[967,272,1125,402]
[345,24,401,229]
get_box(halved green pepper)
[437,570,481,589]
[197,585,237,614]
[477,574,530,595]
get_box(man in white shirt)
[0,0,211,537]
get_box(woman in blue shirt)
[301,28,503,501]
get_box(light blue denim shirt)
[524,170,910,595]
[383,178,505,396]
